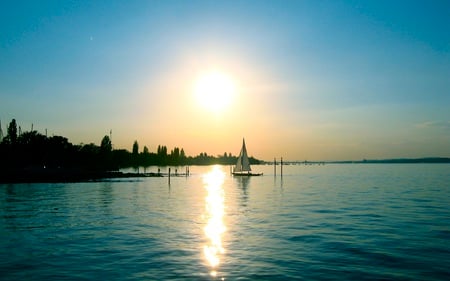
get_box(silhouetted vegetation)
[0,119,262,181]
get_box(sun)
[194,71,236,113]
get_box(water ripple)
[1,164,449,280]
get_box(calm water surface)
[1,164,449,280]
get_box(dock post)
[168,168,171,184]
[274,158,276,177]
[281,157,283,177]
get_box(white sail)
[234,139,251,173]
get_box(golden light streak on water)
[202,166,226,277]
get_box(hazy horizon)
[1,1,449,161]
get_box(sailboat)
[232,139,263,176]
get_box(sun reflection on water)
[203,166,226,277]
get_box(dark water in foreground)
[1,164,449,280]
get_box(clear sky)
[1,0,449,161]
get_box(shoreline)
[0,168,175,184]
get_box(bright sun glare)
[203,166,226,277]
[194,71,236,113]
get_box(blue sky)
[1,0,449,160]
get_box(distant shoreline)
[272,157,450,165]
[333,158,450,164]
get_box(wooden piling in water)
[274,158,277,176]
[168,168,171,184]
[281,157,283,177]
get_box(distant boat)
[232,138,262,176]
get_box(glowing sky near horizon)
[1,1,449,160]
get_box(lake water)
[1,164,449,280]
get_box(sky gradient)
[1,0,449,161]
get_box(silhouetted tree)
[170,147,180,164]
[99,135,113,169]
[112,149,131,168]
[132,140,139,168]
[47,135,72,167]
[5,119,18,145]
[17,130,47,166]
[156,144,168,165]
[79,143,100,168]
[100,135,112,153]
[157,145,167,157]
[132,140,139,155]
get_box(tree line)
[0,119,261,172]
